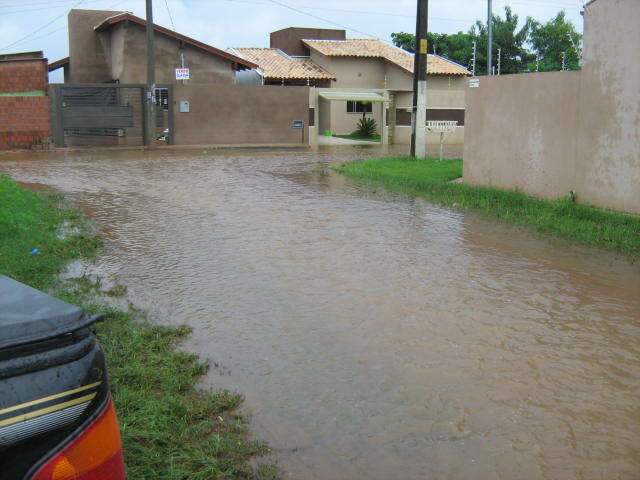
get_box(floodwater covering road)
[1,147,639,480]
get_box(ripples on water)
[1,147,639,480]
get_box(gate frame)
[49,83,174,147]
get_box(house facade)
[233,27,469,145]
[50,9,256,85]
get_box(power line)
[265,0,380,39]
[163,0,176,31]
[0,0,129,51]
[0,0,86,52]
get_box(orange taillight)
[32,396,126,480]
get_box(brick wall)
[0,58,51,149]
[0,60,48,93]
[0,97,51,148]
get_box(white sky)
[1,0,586,82]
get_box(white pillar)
[415,80,427,157]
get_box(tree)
[391,6,582,75]
[529,11,582,71]
[391,31,476,72]
[469,6,534,75]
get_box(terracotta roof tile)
[232,48,335,80]
[302,39,470,76]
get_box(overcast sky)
[1,0,586,81]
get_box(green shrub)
[356,117,377,138]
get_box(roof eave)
[94,13,257,70]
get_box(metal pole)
[471,40,477,76]
[497,47,501,75]
[145,0,156,148]
[410,0,428,158]
[487,0,493,76]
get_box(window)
[346,101,373,114]
[154,88,169,111]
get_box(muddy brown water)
[1,147,639,480]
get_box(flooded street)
[1,147,639,479]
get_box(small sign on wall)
[179,101,190,113]
[175,68,190,80]
[469,78,480,88]
[292,120,304,129]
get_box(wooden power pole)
[487,0,493,76]
[145,0,156,148]
[410,0,428,158]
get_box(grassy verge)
[334,157,640,259]
[334,133,381,142]
[0,175,276,479]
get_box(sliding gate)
[50,84,173,147]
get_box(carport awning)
[318,91,386,102]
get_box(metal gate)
[50,84,173,147]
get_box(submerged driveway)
[1,147,639,479]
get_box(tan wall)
[270,28,345,56]
[310,53,386,89]
[68,9,119,83]
[383,68,466,108]
[117,24,235,84]
[464,72,581,198]
[328,101,383,135]
[574,0,640,214]
[173,85,309,146]
[68,9,235,85]
[463,0,640,214]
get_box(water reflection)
[1,147,638,480]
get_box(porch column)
[381,101,388,145]
[388,93,396,145]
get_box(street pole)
[497,47,501,75]
[410,0,428,158]
[471,40,477,76]
[145,0,156,148]
[487,0,493,76]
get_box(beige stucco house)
[233,27,469,145]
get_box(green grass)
[0,175,276,479]
[334,133,381,142]
[335,157,640,259]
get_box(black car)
[0,276,126,479]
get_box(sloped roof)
[231,48,335,80]
[302,39,470,76]
[94,13,257,70]
[48,57,69,72]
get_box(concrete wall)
[463,0,640,214]
[68,9,118,83]
[116,24,235,85]
[271,28,345,57]
[173,85,309,146]
[464,72,581,197]
[68,9,235,85]
[310,53,386,90]
[574,0,640,214]
[392,76,466,109]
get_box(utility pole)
[471,40,477,76]
[561,51,567,71]
[497,47,501,75]
[487,0,493,75]
[536,53,540,72]
[410,0,428,158]
[145,0,156,148]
